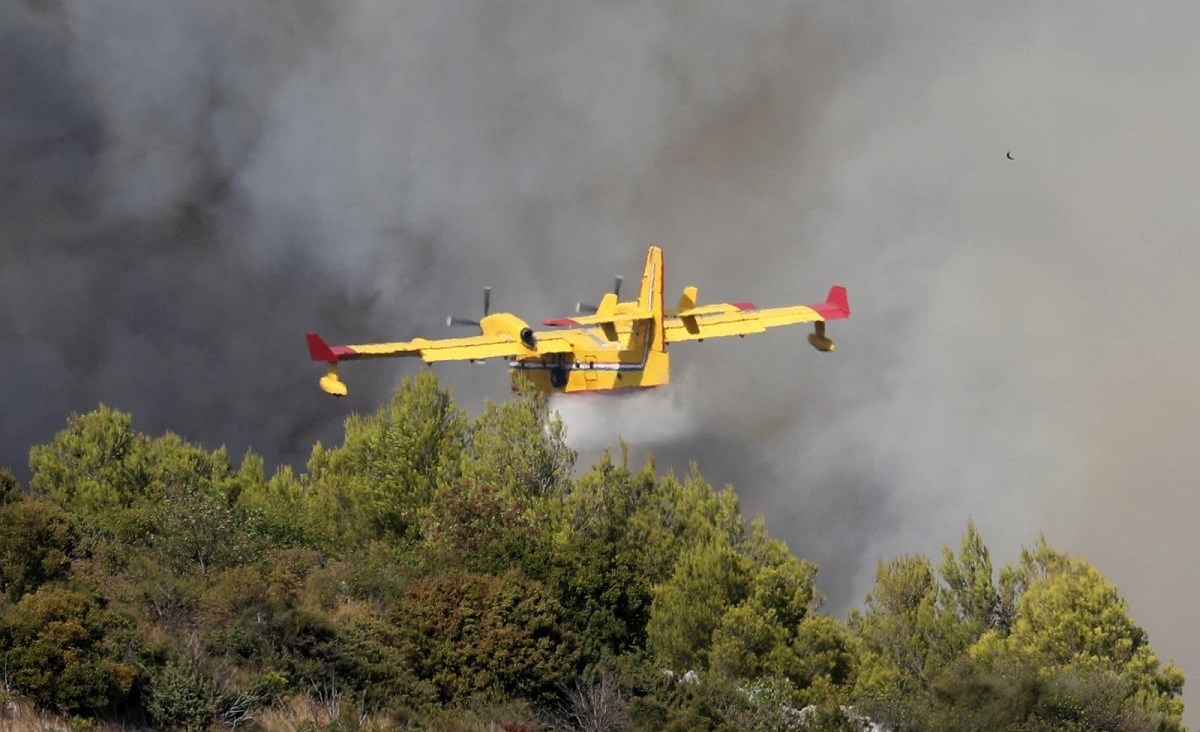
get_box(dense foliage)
[0,374,1184,730]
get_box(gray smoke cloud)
[3,0,1198,720]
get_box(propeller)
[447,286,492,328]
[576,276,622,314]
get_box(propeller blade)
[448,286,492,329]
[576,275,623,314]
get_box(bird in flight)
[1006,151,1014,160]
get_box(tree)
[851,554,960,687]
[706,521,822,685]
[28,405,145,515]
[0,586,137,715]
[307,371,468,544]
[28,407,229,511]
[708,602,793,681]
[20,386,1187,729]
[939,519,1011,632]
[851,528,1186,731]
[792,614,859,693]
[461,383,575,501]
[0,498,76,600]
[233,456,307,547]
[0,467,21,504]
[927,652,1172,732]
[29,406,238,545]
[556,670,632,732]
[151,482,258,575]
[647,536,751,672]
[394,570,578,705]
[422,478,536,575]
[146,658,215,732]
[742,518,819,631]
[538,453,668,661]
[995,541,1185,728]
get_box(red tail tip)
[817,286,849,319]
[306,332,337,362]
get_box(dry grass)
[254,692,401,732]
[0,689,538,732]
[0,698,79,732]
[0,695,142,732]
[254,693,342,731]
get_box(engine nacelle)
[480,312,537,350]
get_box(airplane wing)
[306,327,578,396]
[663,285,849,345]
[307,330,575,364]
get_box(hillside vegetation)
[0,373,1184,730]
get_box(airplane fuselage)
[508,320,670,393]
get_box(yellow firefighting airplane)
[306,246,848,396]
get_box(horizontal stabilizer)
[542,308,653,328]
[673,301,758,319]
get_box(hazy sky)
[4,1,1198,719]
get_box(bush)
[146,659,213,731]
[0,587,137,715]
[0,498,76,600]
[395,571,579,705]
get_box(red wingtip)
[306,332,338,362]
[814,285,849,319]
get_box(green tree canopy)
[28,405,238,542]
[0,498,76,601]
[648,534,751,673]
[6,389,1185,730]
[851,527,1185,731]
[0,467,21,505]
[461,382,575,501]
[0,586,137,715]
[394,570,579,705]
[307,370,468,544]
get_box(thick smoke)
[3,0,1198,720]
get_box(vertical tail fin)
[813,285,850,320]
[637,245,665,352]
[306,332,338,362]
